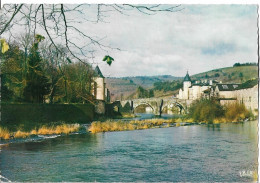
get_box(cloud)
[201,42,236,55]
[4,4,257,77]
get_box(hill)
[106,65,258,101]
[106,75,180,101]
[191,65,258,83]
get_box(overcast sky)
[3,4,258,77]
[86,4,258,77]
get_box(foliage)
[192,65,258,83]
[136,86,154,98]
[0,38,9,53]
[224,103,252,122]
[153,80,182,92]
[188,99,225,123]
[188,99,254,123]
[233,62,258,67]
[102,55,114,66]
[0,43,25,102]
[1,35,95,104]
[23,38,50,103]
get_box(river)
[0,115,258,182]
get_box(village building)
[177,72,258,114]
[177,72,212,100]
[215,83,258,114]
[92,66,110,102]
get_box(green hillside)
[106,65,259,101]
[106,75,180,101]
[191,65,258,83]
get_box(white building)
[215,82,258,113]
[92,66,110,102]
[177,72,212,100]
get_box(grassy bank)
[89,100,257,133]
[0,123,80,140]
[88,118,194,133]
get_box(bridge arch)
[162,101,186,114]
[133,102,155,113]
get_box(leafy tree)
[153,80,182,92]
[188,99,224,123]
[23,36,50,103]
[239,72,243,82]
[0,43,25,102]
[149,90,154,98]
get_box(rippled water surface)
[0,120,258,182]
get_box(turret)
[93,66,105,100]
[183,71,192,89]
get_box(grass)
[0,127,11,140]
[0,123,80,140]
[121,113,137,118]
[88,118,191,133]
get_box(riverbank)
[0,123,81,140]
[1,113,257,139]
[88,116,255,133]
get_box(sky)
[2,4,259,77]
[86,4,258,77]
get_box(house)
[177,72,213,100]
[215,82,258,113]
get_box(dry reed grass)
[0,124,80,140]
[14,130,30,138]
[89,118,185,133]
[0,127,11,140]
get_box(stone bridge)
[116,97,193,116]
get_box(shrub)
[188,99,225,123]
[224,103,251,122]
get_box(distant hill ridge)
[106,65,258,101]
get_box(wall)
[94,100,106,115]
[218,84,258,114]
[95,77,105,100]
[235,85,258,113]
[1,103,95,126]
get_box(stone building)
[177,72,258,114]
[177,72,212,100]
[92,66,111,114]
[215,83,258,113]
[92,66,110,102]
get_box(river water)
[0,117,258,182]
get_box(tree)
[0,42,25,102]
[188,99,224,123]
[23,36,50,103]
[1,4,183,64]
[239,72,244,82]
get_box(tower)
[183,72,192,99]
[93,66,105,101]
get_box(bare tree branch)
[0,4,23,35]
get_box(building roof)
[236,78,258,90]
[94,66,104,78]
[216,84,240,91]
[183,72,191,82]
